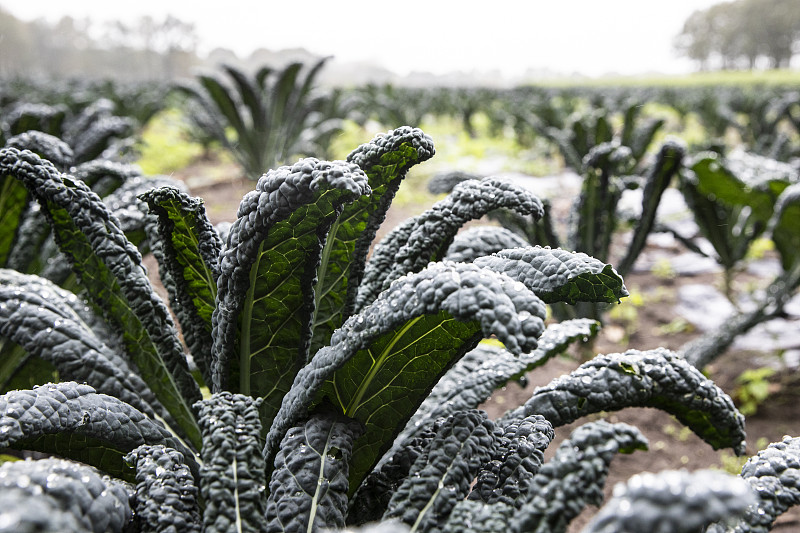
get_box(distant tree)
[0,8,199,81]
[675,0,800,70]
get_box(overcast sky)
[2,0,723,77]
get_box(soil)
[173,161,800,532]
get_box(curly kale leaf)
[355,177,544,311]
[5,131,73,171]
[101,174,189,252]
[0,147,201,448]
[0,486,87,533]
[0,382,198,482]
[0,281,165,419]
[4,102,67,138]
[769,183,800,271]
[709,436,800,533]
[510,421,648,533]
[0,457,132,533]
[583,469,756,533]
[505,348,747,454]
[125,445,201,533]
[442,226,529,264]
[691,150,797,222]
[0,150,32,267]
[196,392,268,533]
[70,159,142,198]
[71,115,134,163]
[265,261,547,495]
[441,500,515,533]
[266,403,363,533]
[310,126,435,355]
[348,422,440,526]
[468,415,555,507]
[397,319,599,450]
[472,246,628,305]
[616,139,685,276]
[383,410,498,533]
[141,187,222,386]
[210,158,369,431]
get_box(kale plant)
[0,124,782,532]
[177,58,346,180]
[427,138,685,321]
[676,150,800,368]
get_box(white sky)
[1,0,723,77]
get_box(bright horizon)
[2,0,724,78]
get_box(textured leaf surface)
[348,423,440,526]
[506,348,747,454]
[265,261,547,493]
[472,246,628,305]
[383,410,498,533]
[469,415,554,507]
[398,319,599,447]
[441,500,515,533]
[0,147,201,447]
[125,445,201,533]
[0,457,132,533]
[142,187,222,386]
[0,382,198,481]
[101,174,188,251]
[583,469,755,533]
[4,131,74,171]
[0,282,162,418]
[356,177,545,310]
[310,126,435,355]
[0,269,121,352]
[196,392,267,533]
[266,403,363,533]
[0,154,30,267]
[709,436,800,533]
[442,225,529,264]
[0,486,87,533]
[510,421,648,533]
[211,158,369,431]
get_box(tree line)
[0,7,199,80]
[675,0,800,70]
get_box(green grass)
[135,108,204,175]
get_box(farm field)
[1,71,800,532]
[171,112,800,531]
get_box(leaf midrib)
[342,315,423,417]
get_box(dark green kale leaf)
[266,402,363,533]
[0,382,198,482]
[505,348,747,454]
[210,158,370,432]
[125,444,202,533]
[196,392,268,533]
[0,147,201,448]
[141,187,223,386]
[0,457,132,533]
[265,261,547,495]
[509,421,648,533]
[355,177,544,311]
[472,246,628,305]
[310,126,435,355]
[382,410,498,533]
[584,469,755,533]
